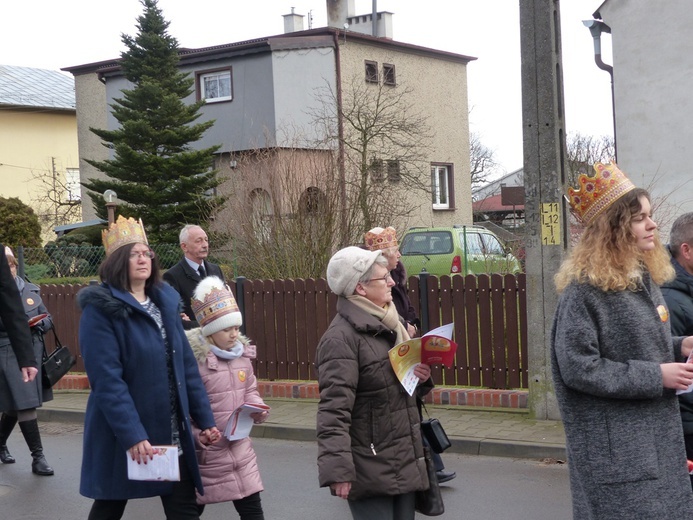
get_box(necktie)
[198,264,206,278]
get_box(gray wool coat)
[551,274,693,519]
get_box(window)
[386,160,400,182]
[459,232,484,254]
[300,187,326,215]
[370,158,400,182]
[431,164,454,210]
[383,63,396,86]
[480,234,505,255]
[197,68,233,103]
[65,168,81,201]
[365,60,378,83]
[370,158,385,182]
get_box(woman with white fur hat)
[316,246,431,520]
[187,276,268,520]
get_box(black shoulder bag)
[418,398,452,454]
[41,329,77,387]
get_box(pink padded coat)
[187,330,265,504]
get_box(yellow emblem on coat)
[26,297,34,305]
[238,370,246,382]
[657,305,669,323]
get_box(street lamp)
[103,189,117,225]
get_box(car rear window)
[400,231,453,255]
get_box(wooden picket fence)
[40,273,528,389]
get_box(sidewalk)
[39,391,566,461]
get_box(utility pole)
[519,0,569,420]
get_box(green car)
[399,226,522,276]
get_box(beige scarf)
[347,295,410,345]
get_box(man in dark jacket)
[661,212,693,487]
[0,244,37,382]
[163,225,224,330]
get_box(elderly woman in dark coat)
[552,163,693,519]
[316,246,431,520]
[0,246,54,475]
[77,216,220,520]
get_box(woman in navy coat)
[77,216,220,520]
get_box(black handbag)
[421,417,451,454]
[41,329,77,387]
[415,445,445,516]
[418,398,451,454]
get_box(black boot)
[0,414,17,464]
[18,419,54,476]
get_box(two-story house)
[64,0,475,243]
[0,65,80,241]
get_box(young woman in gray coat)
[552,163,693,519]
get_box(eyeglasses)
[129,250,155,259]
[366,274,393,284]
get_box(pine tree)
[83,0,224,243]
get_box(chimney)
[327,0,394,39]
[326,0,356,28]
[283,7,305,33]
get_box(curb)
[37,407,566,461]
[37,408,85,424]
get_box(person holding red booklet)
[317,246,432,520]
[0,246,54,475]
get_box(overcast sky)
[2,0,611,175]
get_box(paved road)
[0,423,572,519]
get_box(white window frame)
[65,168,81,201]
[432,165,450,209]
[199,69,232,103]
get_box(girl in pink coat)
[188,276,269,520]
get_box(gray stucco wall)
[104,53,276,154]
[598,0,693,225]
[74,73,108,221]
[272,47,337,147]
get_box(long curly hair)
[555,188,674,293]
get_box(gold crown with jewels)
[364,226,398,251]
[568,162,636,225]
[102,215,148,256]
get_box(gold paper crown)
[568,162,636,225]
[364,226,398,251]
[102,215,148,256]
[191,285,240,328]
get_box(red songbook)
[27,313,48,328]
[420,324,457,368]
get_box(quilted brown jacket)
[315,297,428,500]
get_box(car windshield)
[401,231,453,255]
